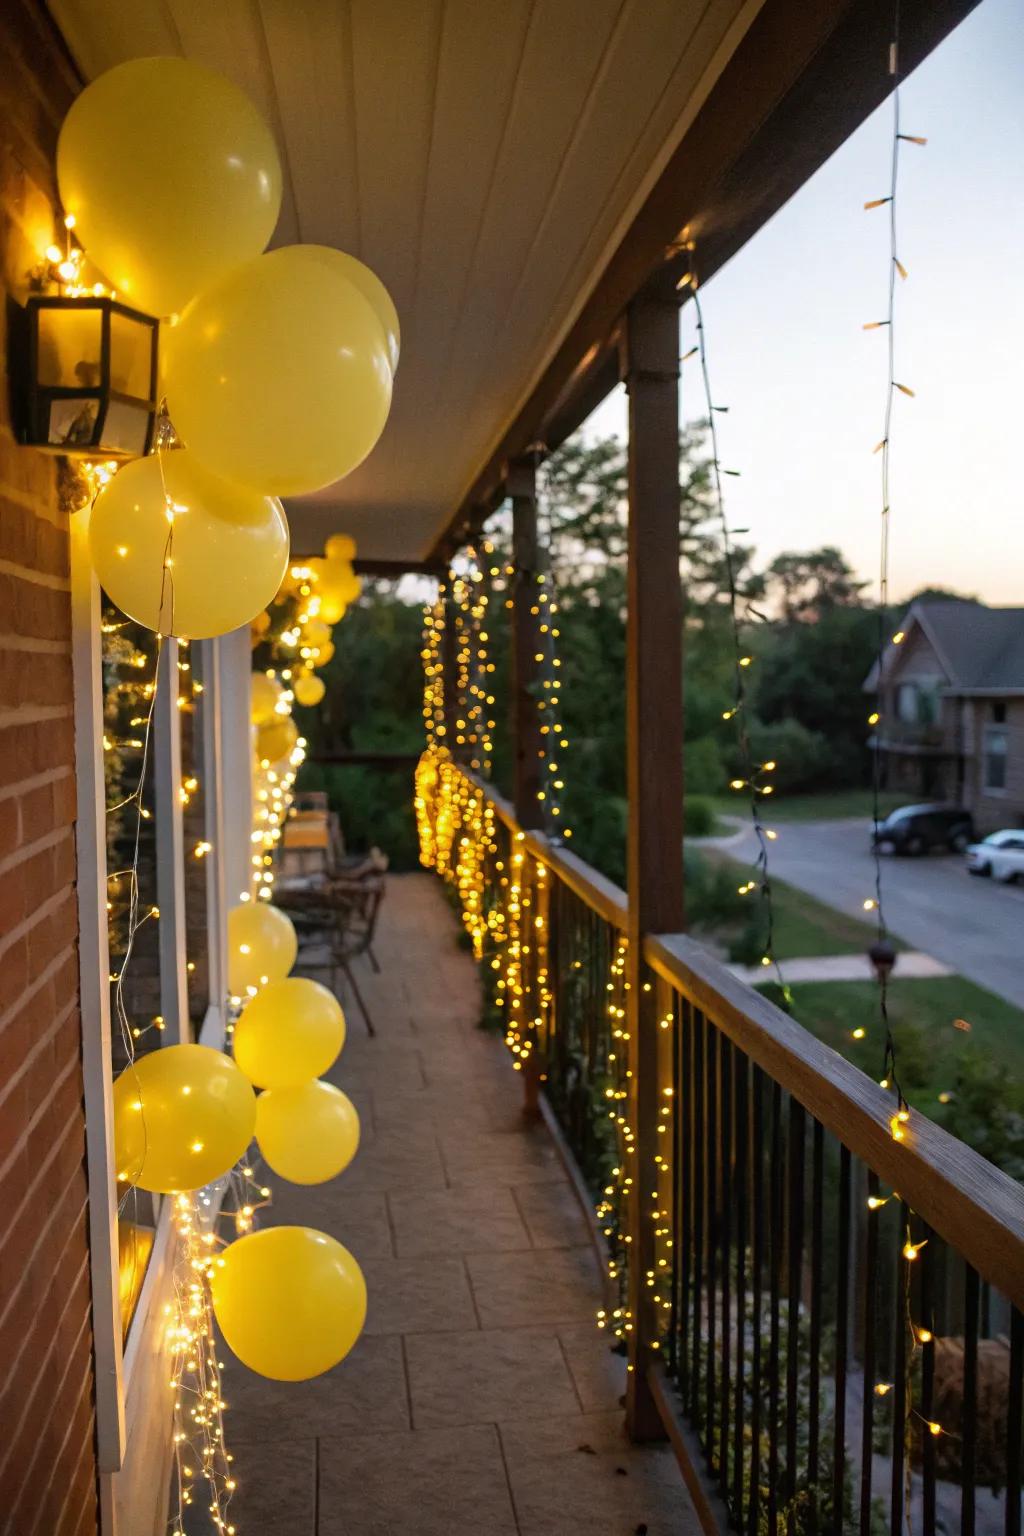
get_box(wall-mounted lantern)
[12,294,159,459]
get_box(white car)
[965,829,1024,883]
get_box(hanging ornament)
[227,901,297,996]
[89,450,289,638]
[112,1044,256,1193]
[212,1225,366,1380]
[255,1080,360,1184]
[163,246,393,496]
[57,57,281,317]
[255,714,299,764]
[293,671,325,707]
[232,977,346,1088]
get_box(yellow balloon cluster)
[112,1044,256,1194]
[64,60,397,642]
[251,671,283,726]
[212,1226,366,1380]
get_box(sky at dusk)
[586,0,1024,607]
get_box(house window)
[993,701,1007,725]
[896,683,919,723]
[984,725,1008,792]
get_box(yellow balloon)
[250,671,282,726]
[251,609,271,637]
[325,533,356,562]
[232,977,345,1088]
[302,618,332,649]
[212,1226,366,1381]
[227,902,297,996]
[113,1044,256,1194]
[310,556,361,619]
[57,57,281,318]
[164,246,393,495]
[255,1081,360,1184]
[311,640,335,669]
[293,671,325,707]
[289,247,399,372]
[256,715,298,764]
[89,451,289,639]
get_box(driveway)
[708,817,1024,1010]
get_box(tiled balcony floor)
[221,873,699,1535]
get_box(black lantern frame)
[13,294,159,459]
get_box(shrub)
[684,795,717,837]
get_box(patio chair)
[275,854,388,1035]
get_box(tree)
[764,546,868,622]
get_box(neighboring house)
[865,599,1024,833]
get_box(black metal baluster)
[705,1024,719,1468]
[669,993,683,1379]
[891,1202,910,1536]
[921,1222,937,1536]
[860,1170,879,1536]
[720,1034,733,1501]
[1007,1308,1022,1536]
[678,999,693,1395]
[691,1011,705,1425]
[808,1120,824,1530]
[748,1067,765,1536]
[962,1264,979,1536]
[785,1100,806,1536]
[768,1083,783,1535]
[833,1147,851,1536]
[733,1050,749,1529]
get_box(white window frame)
[71,512,253,1532]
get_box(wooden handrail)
[451,763,1024,1309]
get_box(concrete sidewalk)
[729,951,954,986]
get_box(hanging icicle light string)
[675,243,788,999]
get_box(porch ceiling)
[46,0,761,562]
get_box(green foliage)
[683,794,717,837]
[740,718,835,794]
[934,1051,1024,1180]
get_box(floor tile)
[215,1436,316,1534]
[318,1424,517,1535]
[438,1126,564,1187]
[405,1326,580,1428]
[223,1333,409,1443]
[388,1184,530,1258]
[513,1177,594,1249]
[263,1187,394,1259]
[467,1246,604,1328]
[499,1409,699,1536]
[557,1322,628,1413]
[361,1254,477,1335]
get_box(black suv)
[871,803,975,856]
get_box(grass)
[714,788,905,824]
[767,876,905,958]
[758,974,1024,1107]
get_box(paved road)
[709,817,1024,1010]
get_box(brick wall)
[0,7,99,1535]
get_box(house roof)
[865,600,1024,694]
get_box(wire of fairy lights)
[675,247,787,1000]
[862,0,926,1123]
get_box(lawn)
[713,787,905,824]
[767,876,905,958]
[758,974,1024,1108]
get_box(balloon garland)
[52,54,389,1530]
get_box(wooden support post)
[621,280,685,1440]
[198,639,228,1035]
[509,457,543,831]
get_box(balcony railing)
[420,757,1024,1536]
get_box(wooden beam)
[306,751,421,770]
[622,281,685,1440]
[428,0,979,563]
[351,558,445,579]
[509,457,544,830]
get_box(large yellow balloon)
[163,246,393,495]
[89,451,289,638]
[232,977,345,1088]
[293,671,325,707]
[212,1226,366,1381]
[251,671,282,726]
[57,57,281,318]
[325,533,356,562]
[113,1044,256,1194]
[227,902,297,996]
[289,247,399,373]
[255,1081,360,1184]
[255,715,298,764]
